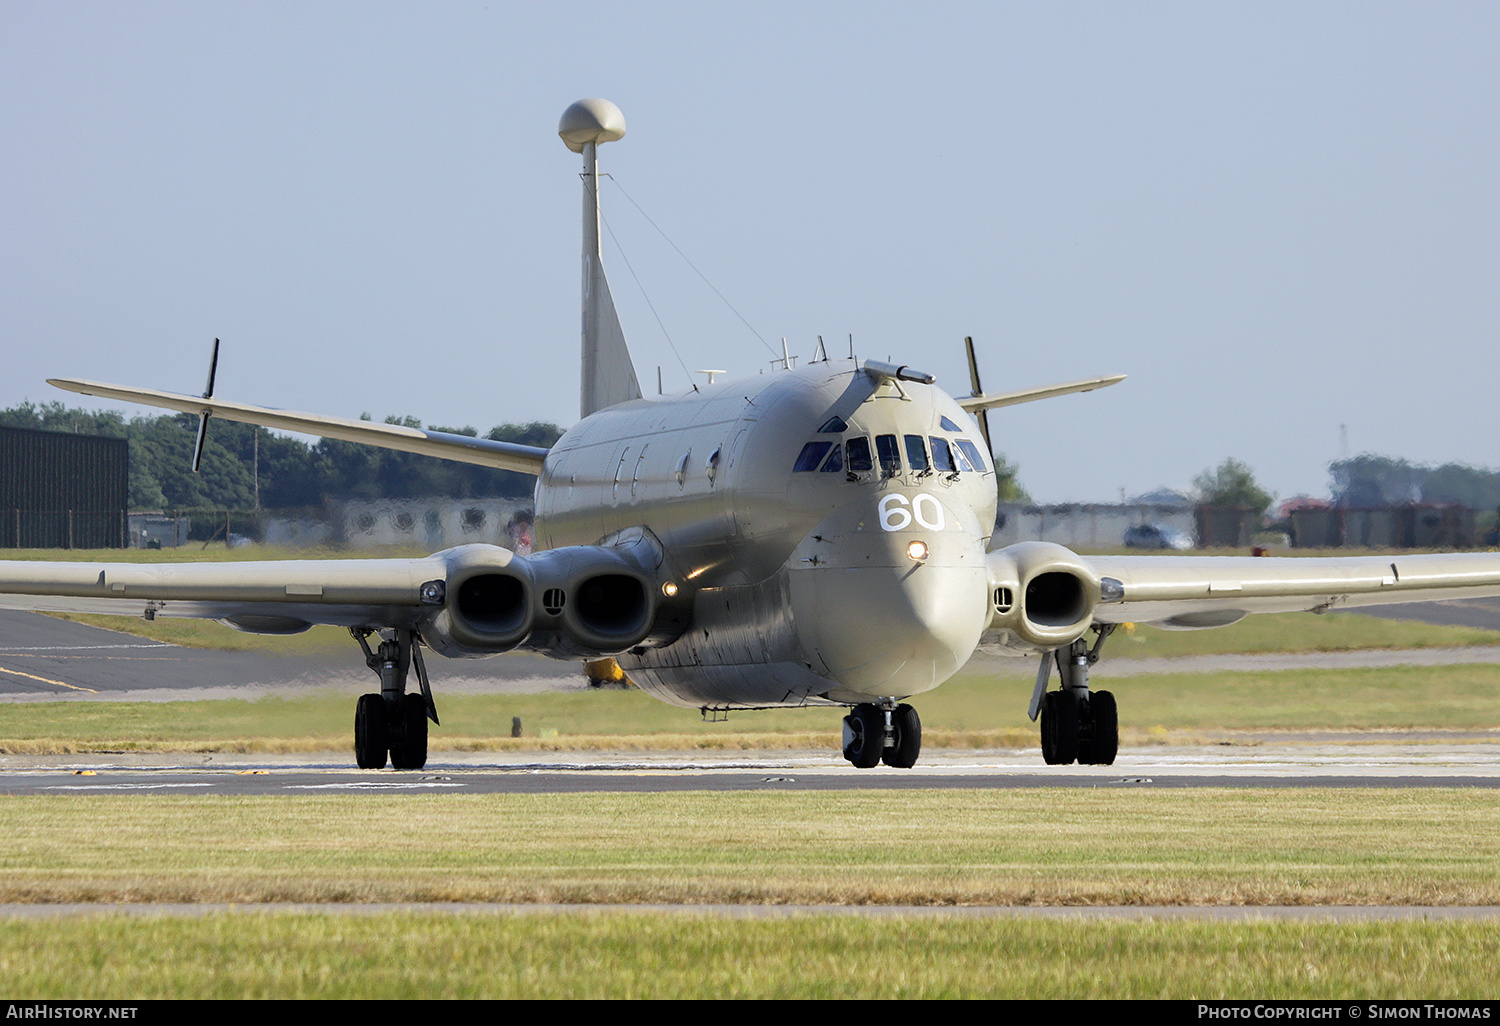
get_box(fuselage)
[534,360,998,709]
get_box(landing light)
[906,540,929,562]
[662,581,679,597]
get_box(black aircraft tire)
[843,704,885,768]
[1086,690,1119,766]
[1041,691,1079,766]
[1040,692,1058,764]
[354,693,389,770]
[390,693,429,771]
[882,704,921,768]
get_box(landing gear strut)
[841,701,921,768]
[1032,625,1118,766]
[350,628,438,770]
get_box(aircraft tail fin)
[562,99,643,418]
[581,231,642,416]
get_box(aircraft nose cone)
[788,511,989,698]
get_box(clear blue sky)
[3,2,1497,504]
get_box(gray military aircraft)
[7,98,1500,770]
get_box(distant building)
[993,502,1196,549]
[0,425,127,548]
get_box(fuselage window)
[818,416,848,433]
[904,435,930,473]
[793,441,832,472]
[875,434,902,478]
[929,437,956,473]
[939,415,962,432]
[954,438,989,473]
[845,436,873,474]
[706,448,721,483]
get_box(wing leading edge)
[48,379,550,476]
[1084,551,1500,628]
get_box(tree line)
[0,401,560,511]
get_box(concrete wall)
[992,503,1196,549]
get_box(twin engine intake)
[984,541,1104,654]
[420,543,687,659]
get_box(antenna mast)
[559,99,642,417]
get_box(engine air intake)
[1025,571,1090,627]
[455,573,528,636]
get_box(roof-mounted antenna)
[769,337,796,372]
[190,338,220,474]
[964,335,994,454]
[813,336,829,363]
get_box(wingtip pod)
[984,542,1101,653]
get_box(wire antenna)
[607,178,778,357]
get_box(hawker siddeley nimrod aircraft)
[8,98,1500,770]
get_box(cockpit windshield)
[790,417,989,481]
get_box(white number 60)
[879,493,945,532]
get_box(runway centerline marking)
[0,665,97,693]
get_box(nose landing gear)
[841,701,921,768]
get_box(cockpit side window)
[793,441,832,472]
[845,437,873,474]
[875,434,901,478]
[939,415,962,432]
[818,416,848,433]
[929,437,955,473]
[951,443,974,472]
[820,443,843,473]
[954,438,989,473]
[904,435,930,473]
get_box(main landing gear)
[1032,625,1118,766]
[349,628,439,770]
[841,701,921,768]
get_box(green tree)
[1194,458,1273,518]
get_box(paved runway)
[1,734,1496,794]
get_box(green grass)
[0,914,1492,998]
[1108,610,1500,658]
[0,790,1493,907]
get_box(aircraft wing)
[48,378,550,476]
[1083,551,1500,629]
[0,532,682,659]
[957,374,1126,413]
[0,554,450,630]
